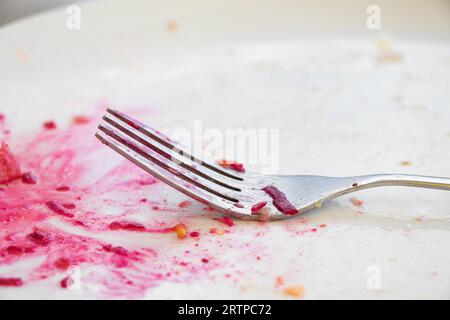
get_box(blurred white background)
[0,0,89,25]
[0,0,449,41]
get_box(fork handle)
[354,174,450,191]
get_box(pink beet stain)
[178,200,192,209]
[215,216,234,227]
[108,221,146,232]
[262,186,299,215]
[0,106,268,298]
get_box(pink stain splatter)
[0,108,268,298]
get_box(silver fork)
[95,108,450,221]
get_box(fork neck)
[354,174,450,191]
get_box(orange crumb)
[72,115,90,125]
[166,20,178,32]
[174,223,187,239]
[283,285,304,298]
[319,224,327,228]
[210,227,224,235]
[350,197,364,207]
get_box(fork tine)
[102,112,243,192]
[97,123,240,203]
[106,108,244,181]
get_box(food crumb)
[43,121,57,130]
[400,161,411,166]
[166,20,178,32]
[174,223,187,239]
[210,227,224,235]
[283,285,304,298]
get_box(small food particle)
[27,230,51,246]
[400,161,411,166]
[319,224,327,228]
[263,186,298,215]
[284,285,305,298]
[46,201,74,218]
[0,142,22,184]
[201,258,209,263]
[251,201,267,213]
[234,203,244,208]
[209,227,224,235]
[21,172,37,184]
[72,115,90,125]
[56,185,70,192]
[0,277,23,287]
[352,182,358,187]
[190,231,200,238]
[178,200,192,208]
[62,203,76,210]
[174,223,187,239]
[43,121,57,130]
[60,276,73,289]
[7,246,23,255]
[108,221,146,232]
[166,20,178,32]
[350,197,364,207]
[275,276,284,287]
[217,159,245,173]
[310,228,317,232]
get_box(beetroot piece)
[43,121,57,130]
[55,186,70,192]
[0,142,22,184]
[251,201,267,213]
[0,277,23,287]
[27,230,51,246]
[46,201,74,218]
[262,186,298,215]
[60,276,73,289]
[21,172,37,184]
